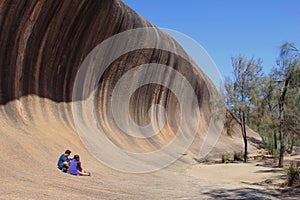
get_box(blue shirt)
[57,154,70,169]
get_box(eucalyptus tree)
[275,42,300,167]
[225,56,263,162]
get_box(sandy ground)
[186,159,298,199]
[1,153,299,199]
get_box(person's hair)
[74,154,80,161]
[65,150,71,155]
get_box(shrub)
[233,151,244,161]
[286,163,300,187]
[221,154,226,163]
[221,154,229,163]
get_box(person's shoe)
[62,167,67,173]
[88,172,92,176]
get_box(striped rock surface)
[0,0,259,198]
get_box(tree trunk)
[240,111,248,163]
[279,101,285,168]
[274,130,277,150]
[278,76,290,168]
[290,135,294,154]
[243,131,248,162]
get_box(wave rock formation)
[0,0,259,198]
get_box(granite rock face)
[0,0,254,171]
[0,0,152,104]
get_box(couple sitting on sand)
[57,150,91,176]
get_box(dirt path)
[185,156,300,199]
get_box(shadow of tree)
[202,187,300,199]
[255,169,283,174]
[248,136,263,148]
[255,162,278,168]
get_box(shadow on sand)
[202,187,300,200]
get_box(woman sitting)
[68,154,91,176]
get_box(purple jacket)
[68,159,81,175]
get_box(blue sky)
[122,0,300,81]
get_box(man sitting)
[57,150,71,173]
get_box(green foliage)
[225,42,300,167]
[260,132,278,156]
[225,56,264,163]
[225,56,263,116]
